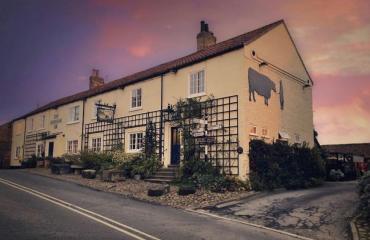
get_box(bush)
[249,140,326,191]
[359,172,370,219]
[80,150,114,172]
[120,154,162,178]
[21,155,39,168]
[179,159,250,192]
[61,153,81,165]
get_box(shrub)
[80,150,114,172]
[21,155,39,168]
[120,154,162,178]
[359,172,370,219]
[249,140,326,191]
[61,153,81,165]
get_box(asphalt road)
[206,181,358,240]
[0,170,296,240]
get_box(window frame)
[67,140,79,154]
[131,88,142,110]
[69,105,80,123]
[128,132,144,152]
[249,125,258,136]
[36,143,44,157]
[188,69,206,97]
[91,137,102,152]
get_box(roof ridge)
[14,19,283,121]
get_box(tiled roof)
[322,143,370,159]
[15,20,284,121]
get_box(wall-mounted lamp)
[302,80,311,89]
[259,62,268,68]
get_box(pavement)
[0,169,301,240]
[204,181,359,240]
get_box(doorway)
[170,128,180,165]
[48,142,54,157]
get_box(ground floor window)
[67,140,79,153]
[129,132,143,151]
[15,146,21,158]
[92,137,102,152]
[36,143,45,157]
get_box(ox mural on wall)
[248,68,277,106]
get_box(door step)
[145,165,179,183]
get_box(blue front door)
[170,128,180,165]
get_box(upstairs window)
[69,105,80,122]
[92,137,102,152]
[131,89,142,109]
[30,118,34,131]
[189,70,205,96]
[41,115,45,129]
[129,133,143,151]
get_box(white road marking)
[186,209,315,240]
[0,177,161,240]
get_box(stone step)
[145,178,173,183]
[156,168,178,173]
[150,174,176,179]
[152,171,176,177]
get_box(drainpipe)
[80,98,86,152]
[159,75,164,162]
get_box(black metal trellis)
[24,132,48,159]
[84,110,166,154]
[171,95,239,175]
[84,95,239,175]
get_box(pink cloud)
[128,43,152,58]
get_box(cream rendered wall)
[161,49,248,177]
[10,119,25,166]
[55,100,84,156]
[243,23,314,176]
[19,99,84,158]
[84,89,123,124]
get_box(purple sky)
[0,0,369,144]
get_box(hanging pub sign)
[96,103,116,123]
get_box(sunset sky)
[0,0,369,144]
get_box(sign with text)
[96,103,116,123]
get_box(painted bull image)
[248,67,276,106]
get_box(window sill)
[249,133,258,137]
[188,92,206,98]
[130,107,143,112]
[127,149,142,153]
[66,120,80,125]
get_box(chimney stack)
[89,69,104,89]
[197,20,216,51]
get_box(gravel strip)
[26,168,251,209]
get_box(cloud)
[314,96,370,144]
[128,43,152,58]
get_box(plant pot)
[134,174,141,180]
[82,169,96,179]
[50,163,71,174]
[178,185,196,196]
